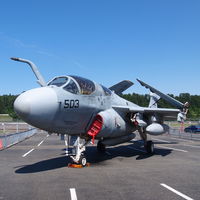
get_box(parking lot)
[0,131,200,200]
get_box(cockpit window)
[63,79,79,94]
[48,77,68,87]
[71,76,95,95]
[101,85,112,96]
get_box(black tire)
[79,155,87,167]
[97,141,106,153]
[145,141,154,154]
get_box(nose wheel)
[78,155,87,167]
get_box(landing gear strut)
[70,137,88,167]
[138,127,154,154]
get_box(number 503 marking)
[64,100,79,108]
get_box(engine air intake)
[87,115,103,144]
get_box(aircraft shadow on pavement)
[86,144,172,164]
[15,144,171,174]
[15,156,71,174]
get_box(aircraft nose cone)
[14,93,31,118]
[14,87,58,129]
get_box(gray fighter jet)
[11,57,189,166]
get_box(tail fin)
[149,92,160,108]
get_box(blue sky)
[0,0,200,95]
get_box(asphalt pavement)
[0,131,200,200]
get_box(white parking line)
[22,148,35,157]
[37,140,44,147]
[157,145,188,152]
[160,183,194,200]
[127,146,146,153]
[170,137,194,142]
[152,138,171,143]
[70,188,77,200]
[182,144,200,149]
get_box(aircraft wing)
[137,79,185,109]
[113,105,180,120]
[109,80,134,95]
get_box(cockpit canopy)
[48,76,96,95]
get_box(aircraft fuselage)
[14,76,138,137]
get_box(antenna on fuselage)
[11,57,47,87]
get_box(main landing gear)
[138,127,154,154]
[145,140,154,154]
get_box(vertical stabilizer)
[149,92,160,108]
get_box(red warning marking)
[87,115,103,144]
[0,139,3,150]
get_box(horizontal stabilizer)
[137,79,185,109]
[109,80,134,94]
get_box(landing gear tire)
[145,141,154,154]
[78,155,87,167]
[97,141,106,153]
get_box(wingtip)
[125,80,134,85]
[136,78,144,85]
[10,57,20,61]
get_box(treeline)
[0,95,18,119]
[0,93,200,120]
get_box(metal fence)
[0,128,37,150]
[169,127,200,141]
[0,122,33,136]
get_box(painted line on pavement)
[157,145,188,152]
[182,144,200,149]
[22,148,35,157]
[170,137,194,142]
[160,183,194,200]
[70,188,78,200]
[127,146,146,153]
[37,140,44,147]
[152,138,171,143]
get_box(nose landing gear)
[66,136,90,168]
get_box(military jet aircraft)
[11,57,189,166]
